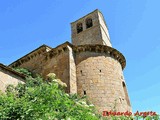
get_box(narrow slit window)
[84,91,86,95]
[119,98,122,103]
[80,70,82,74]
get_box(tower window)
[77,23,83,33]
[84,90,86,95]
[86,18,93,29]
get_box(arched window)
[77,23,83,33]
[86,18,93,29]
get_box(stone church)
[1,9,131,113]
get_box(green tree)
[0,68,100,120]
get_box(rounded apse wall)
[75,51,131,113]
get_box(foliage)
[0,68,100,120]
[101,114,160,120]
[133,115,160,120]
[13,67,32,77]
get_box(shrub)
[0,69,100,120]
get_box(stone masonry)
[9,9,131,113]
[0,64,25,93]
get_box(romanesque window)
[86,18,93,29]
[77,23,83,33]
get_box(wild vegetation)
[0,68,100,120]
[0,68,159,120]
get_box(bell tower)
[71,9,112,46]
[71,9,131,113]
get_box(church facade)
[9,9,131,112]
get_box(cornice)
[73,44,126,69]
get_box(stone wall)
[9,45,51,76]
[0,67,24,93]
[18,53,45,75]
[97,11,111,46]
[40,43,78,94]
[41,45,70,93]
[75,50,131,113]
[68,46,77,94]
[9,42,77,94]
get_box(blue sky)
[0,0,160,114]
